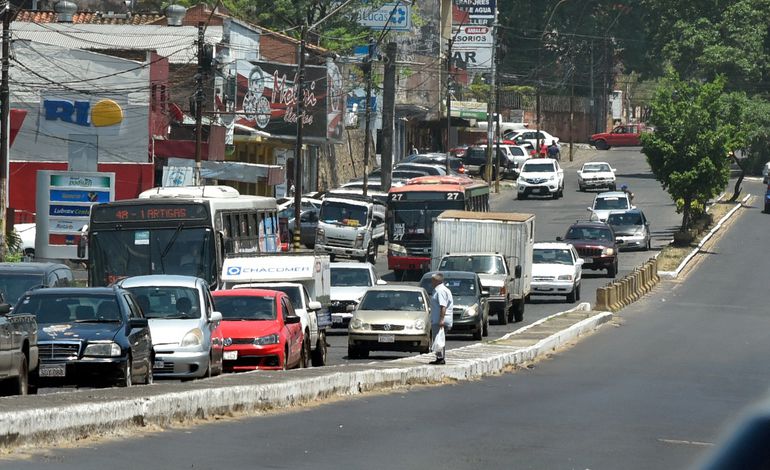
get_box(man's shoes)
[429,358,445,365]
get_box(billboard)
[357,2,412,31]
[452,25,494,70]
[35,170,115,260]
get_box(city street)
[6,180,762,470]
[325,147,682,364]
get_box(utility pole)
[590,40,595,134]
[569,54,574,162]
[445,37,452,173]
[494,32,501,193]
[362,36,375,198]
[194,21,205,185]
[380,42,397,192]
[0,7,11,258]
[293,27,307,251]
[485,10,498,187]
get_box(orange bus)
[387,176,490,277]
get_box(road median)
[0,304,611,450]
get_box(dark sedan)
[420,271,489,340]
[559,221,622,278]
[15,287,153,387]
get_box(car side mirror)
[285,315,302,324]
[514,265,522,278]
[128,317,149,329]
[345,304,356,313]
[481,290,490,297]
[308,301,322,311]
[586,207,592,212]
[0,303,10,315]
[611,168,617,173]
[556,236,563,242]
[210,311,223,323]
[77,236,87,259]
[376,279,387,285]
[616,239,624,245]
[577,258,585,266]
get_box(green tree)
[641,73,736,231]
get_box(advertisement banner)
[451,25,494,70]
[327,60,345,140]
[453,0,495,18]
[233,61,329,139]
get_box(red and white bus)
[387,176,490,277]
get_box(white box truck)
[431,210,534,324]
[220,253,331,366]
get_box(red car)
[589,124,650,150]
[212,289,305,371]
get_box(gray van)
[0,262,74,304]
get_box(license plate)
[583,257,593,264]
[378,334,395,343]
[39,363,66,377]
[223,351,238,361]
[332,316,343,324]
[533,188,543,193]
[153,360,164,369]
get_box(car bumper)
[317,244,366,258]
[580,179,615,189]
[449,317,482,332]
[488,295,507,312]
[38,357,127,383]
[348,332,430,352]
[531,280,575,295]
[388,255,430,272]
[330,312,353,328]
[153,349,210,378]
[582,256,616,270]
[518,183,559,195]
[616,235,647,250]
[222,343,284,371]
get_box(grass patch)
[657,200,738,271]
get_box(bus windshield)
[320,201,368,227]
[89,227,216,286]
[388,198,464,242]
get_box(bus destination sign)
[92,203,208,223]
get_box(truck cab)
[315,194,386,262]
[221,254,330,366]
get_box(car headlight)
[487,286,502,295]
[634,228,645,236]
[83,341,122,357]
[557,274,574,281]
[602,248,615,256]
[350,318,363,329]
[462,305,479,319]
[547,175,555,181]
[316,227,325,243]
[180,328,204,347]
[253,334,280,346]
[413,319,426,330]
[388,243,407,256]
[355,232,365,249]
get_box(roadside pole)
[380,42,397,192]
[0,7,11,258]
[194,22,204,185]
[445,38,453,174]
[362,37,374,198]
[293,27,306,251]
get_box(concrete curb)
[658,194,750,279]
[0,305,611,449]
[594,258,660,312]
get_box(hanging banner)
[451,25,494,70]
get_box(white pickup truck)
[221,254,331,366]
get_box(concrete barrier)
[595,257,661,312]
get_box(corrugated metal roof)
[11,22,222,64]
[15,10,165,25]
[438,210,535,223]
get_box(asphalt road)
[7,180,763,469]
[325,147,682,365]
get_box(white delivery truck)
[431,210,535,324]
[315,193,386,263]
[221,253,331,366]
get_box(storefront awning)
[167,158,284,185]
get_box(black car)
[558,221,622,277]
[0,262,73,305]
[462,146,516,179]
[420,271,489,340]
[14,287,153,387]
[408,155,466,175]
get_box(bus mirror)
[77,235,87,259]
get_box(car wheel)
[645,238,652,251]
[119,354,133,387]
[482,315,489,337]
[514,300,525,323]
[552,191,559,200]
[204,353,213,378]
[567,285,577,303]
[472,321,482,341]
[11,355,29,396]
[347,344,359,359]
[282,347,289,370]
[311,331,327,366]
[578,184,585,192]
[608,262,617,278]
[497,308,508,325]
[144,357,154,385]
[517,193,527,200]
[595,140,609,150]
[576,283,581,301]
[298,341,308,369]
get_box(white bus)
[85,185,279,288]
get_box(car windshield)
[421,278,477,297]
[15,293,122,324]
[261,285,303,310]
[0,273,46,304]
[320,201,368,227]
[214,295,276,321]
[522,163,555,173]
[583,163,611,173]
[594,197,629,211]
[565,227,613,241]
[331,268,372,287]
[534,248,574,265]
[123,286,201,319]
[607,212,643,226]
[358,291,425,311]
[438,255,506,275]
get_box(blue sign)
[50,189,111,203]
[42,98,123,128]
[358,2,411,31]
[347,95,378,113]
[49,205,92,217]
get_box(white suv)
[588,191,634,222]
[516,158,564,199]
[531,242,583,303]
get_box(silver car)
[118,275,224,379]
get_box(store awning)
[167,158,284,185]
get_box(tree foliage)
[642,72,737,230]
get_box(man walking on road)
[430,273,453,365]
